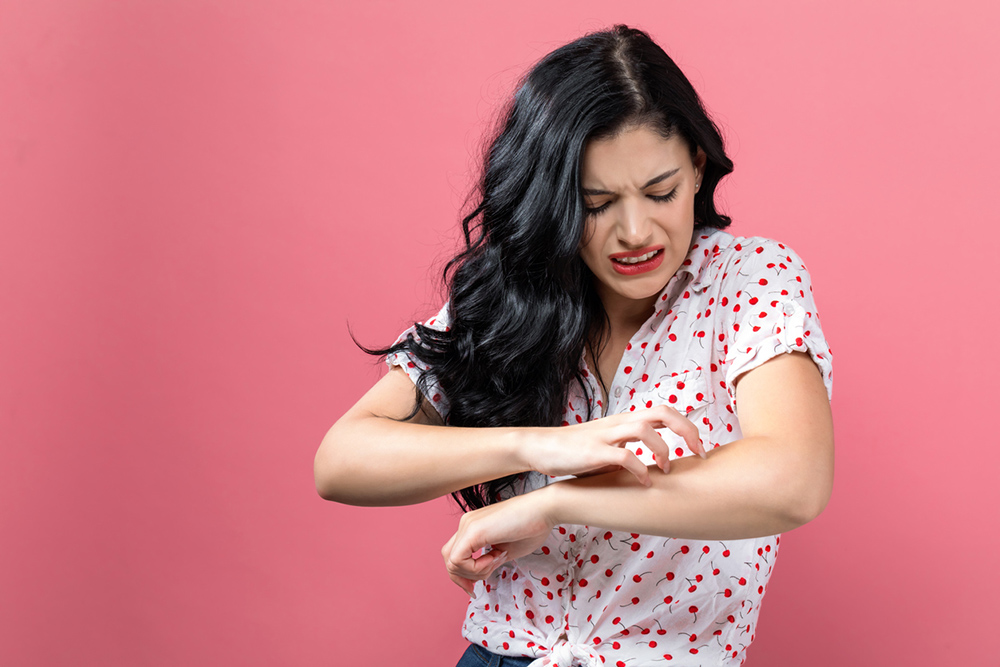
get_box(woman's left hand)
[441,489,557,595]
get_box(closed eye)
[649,187,679,203]
[584,187,680,217]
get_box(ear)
[693,147,707,183]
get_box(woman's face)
[579,124,706,319]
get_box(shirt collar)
[655,226,729,302]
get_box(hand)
[522,405,705,486]
[441,490,556,595]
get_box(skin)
[314,124,835,596]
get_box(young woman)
[315,25,834,667]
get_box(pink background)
[2,1,998,665]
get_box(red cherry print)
[668,395,677,404]
[664,655,673,660]
[544,615,554,624]
[649,641,657,648]
[605,568,614,577]
[749,296,758,305]
[668,333,677,342]
[631,597,640,605]
[689,648,699,655]
[755,246,764,254]
[724,588,732,597]
[647,551,655,558]
[593,637,601,645]
[613,642,621,649]
[739,577,747,585]
[525,610,534,619]
[503,642,509,650]
[624,366,632,374]
[676,380,685,389]
[758,278,768,285]
[631,542,641,552]
[590,555,600,564]
[641,373,648,382]
[579,579,588,587]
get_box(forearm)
[539,435,833,540]
[315,415,530,507]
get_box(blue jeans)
[456,643,535,667]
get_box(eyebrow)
[581,168,680,196]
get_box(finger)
[646,406,706,460]
[449,570,477,596]
[608,446,650,487]
[441,533,457,563]
[635,422,672,472]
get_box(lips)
[609,246,665,275]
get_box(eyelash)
[585,188,680,217]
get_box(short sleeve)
[717,239,833,408]
[385,301,451,419]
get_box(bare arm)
[314,366,527,506]
[441,351,834,592]
[314,366,705,507]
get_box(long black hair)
[371,25,734,510]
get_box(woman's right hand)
[520,405,706,486]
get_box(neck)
[594,284,659,336]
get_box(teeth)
[615,250,658,264]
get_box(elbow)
[785,485,831,527]
[313,451,340,502]
[313,428,351,503]
[779,465,833,528]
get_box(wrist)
[509,426,542,473]
[534,480,565,529]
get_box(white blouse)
[388,227,834,666]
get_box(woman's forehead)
[581,126,692,190]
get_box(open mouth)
[610,248,665,275]
[612,249,662,265]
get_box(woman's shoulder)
[695,229,815,292]
[699,228,802,263]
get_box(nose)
[616,197,653,248]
